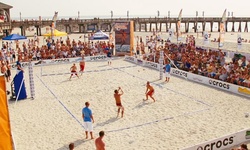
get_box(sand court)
[8,59,250,150]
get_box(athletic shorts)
[80,65,85,72]
[165,72,170,78]
[147,90,154,96]
[71,71,78,75]
[107,57,112,61]
[83,122,93,132]
[116,103,123,108]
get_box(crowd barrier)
[10,55,108,70]
[183,128,250,150]
[124,55,250,98]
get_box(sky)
[2,0,250,19]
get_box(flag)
[203,31,209,45]
[168,29,173,42]
[52,12,58,28]
[177,9,183,42]
[237,34,242,50]
[51,12,58,39]
[219,9,227,48]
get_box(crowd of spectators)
[1,36,114,61]
[1,32,250,88]
[231,143,249,150]
[141,34,250,88]
[0,35,114,81]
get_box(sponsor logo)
[11,62,29,69]
[34,60,46,65]
[90,55,107,61]
[137,59,143,65]
[238,87,250,95]
[193,78,203,82]
[125,56,135,62]
[145,61,158,69]
[208,79,230,89]
[196,136,234,150]
[172,69,187,78]
[246,131,250,139]
[50,58,70,63]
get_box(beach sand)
[6,57,250,150]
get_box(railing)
[1,17,250,30]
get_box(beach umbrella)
[2,34,27,40]
[43,29,67,37]
[89,30,109,40]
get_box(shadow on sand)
[57,139,92,150]
[95,117,120,127]
[132,100,151,110]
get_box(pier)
[8,17,250,36]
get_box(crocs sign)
[145,61,158,69]
[196,136,234,150]
[90,55,107,61]
[50,59,70,63]
[11,62,29,69]
[172,69,187,78]
[208,79,230,89]
[125,56,135,63]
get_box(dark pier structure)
[10,17,250,36]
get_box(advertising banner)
[183,128,250,150]
[114,21,134,56]
[0,75,13,150]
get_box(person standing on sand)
[164,60,171,82]
[114,87,124,118]
[69,63,79,80]
[79,57,85,75]
[95,131,105,150]
[107,50,112,65]
[82,102,94,139]
[16,57,24,73]
[145,81,156,102]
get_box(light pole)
[196,11,198,37]
[111,11,113,19]
[168,11,170,18]
[157,10,160,18]
[202,11,204,18]
[78,11,80,19]
[19,12,21,21]
[127,11,129,19]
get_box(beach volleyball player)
[144,81,156,102]
[114,87,124,118]
[69,63,80,80]
[79,56,85,75]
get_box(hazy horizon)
[1,0,250,19]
